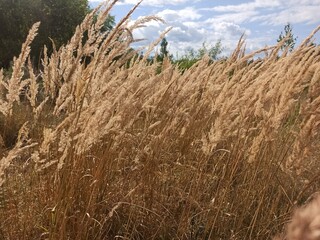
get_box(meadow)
[0,1,320,239]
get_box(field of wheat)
[0,1,320,239]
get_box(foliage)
[156,37,172,62]
[0,0,42,68]
[175,40,223,71]
[277,23,297,52]
[93,13,115,33]
[0,0,92,68]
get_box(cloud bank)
[89,0,320,56]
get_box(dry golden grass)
[286,193,320,240]
[0,1,320,239]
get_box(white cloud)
[130,6,252,57]
[157,7,202,21]
[253,5,320,25]
[204,11,258,25]
[90,0,320,57]
[116,0,199,7]
[210,0,281,13]
[169,23,205,43]
[204,0,320,26]
[213,22,250,37]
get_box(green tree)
[0,0,42,68]
[159,38,169,59]
[277,23,297,52]
[0,0,91,69]
[156,38,173,62]
[175,40,223,71]
[101,15,115,33]
[39,0,89,46]
[196,41,223,60]
[92,13,115,41]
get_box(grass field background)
[0,2,320,239]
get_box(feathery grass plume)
[87,0,142,68]
[285,194,320,240]
[46,7,104,114]
[0,122,37,186]
[229,39,319,163]
[48,11,170,157]
[288,57,320,170]
[142,26,172,61]
[298,25,320,49]
[25,58,38,111]
[49,1,142,119]
[3,22,40,116]
[129,15,165,32]
[285,38,320,165]
[41,44,60,99]
[229,33,246,62]
[34,96,49,121]
[94,0,118,31]
[16,121,30,147]
[200,40,265,154]
[36,0,150,165]
[0,100,8,118]
[40,127,56,156]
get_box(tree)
[194,40,222,60]
[0,0,91,69]
[0,0,42,68]
[92,12,115,34]
[277,23,297,52]
[101,15,115,33]
[160,38,169,58]
[175,40,223,71]
[157,38,173,62]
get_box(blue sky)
[89,0,320,57]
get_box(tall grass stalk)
[0,1,320,239]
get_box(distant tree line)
[152,37,224,73]
[156,23,297,72]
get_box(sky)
[89,0,320,57]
